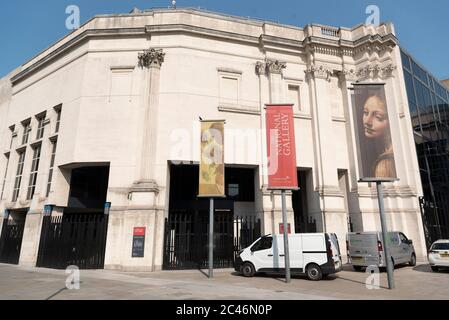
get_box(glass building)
[401,49,449,246]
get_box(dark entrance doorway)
[0,209,27,265]
[292,170,316,233]
[36,165,110,269]
[163,165,261,270]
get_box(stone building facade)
[0,8,426,271]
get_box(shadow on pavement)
[230,271,338,282]
[46,287,67,300]
[197,268,210,278]
[413,264,449,274]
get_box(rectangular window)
[411,61,428,85]
[46,141,57,197]
[287,85,301,111]
[218,69,242,107]
[1,155,10,200]
[27,145,42,200]
[55,108,61,133]
[403,70,416,104]
[9,126,15,149]
[221,76,239,102]
[22,121,31,145]
[12,151,26,202]
[36,114,46,140]
[401,50,411,71]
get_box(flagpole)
[209,197,214,279]
[281,190,291,283]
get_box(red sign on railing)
[266,104,298,190]
[279,223,292,234]
[133,227,146,237]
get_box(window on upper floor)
[46,141,58,197]
[27,145,42,200]
[12,150,26,202]
[218,70,241,105]
[55,106,62,134]
[22,120,31,145]
[287,84,301,112]
[9,125,15,149]
[1,154,10,200]
[36,113,46,140]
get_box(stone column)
[256,59,296,235]
[133,48,165,193]
[266,59,286,104]
[305,64,344,232]
[104,49,166,272]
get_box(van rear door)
[302,233,328,267]
[348,233,380,266]
[329,233,342,268]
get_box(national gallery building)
[0,8,426,271]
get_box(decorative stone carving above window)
[138,48,165,69]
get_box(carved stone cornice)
[353,43,396,56]
[138,48,165,69]
[309,44,354,57]
[305,65,334,82]
[356,63,397,80]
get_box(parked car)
[428,240,449,272]
[347,231,416,271]
[234,233,342,281]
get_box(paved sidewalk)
[0,263,448,300]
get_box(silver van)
[347,231,416,271]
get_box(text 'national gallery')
[0,8,427,271]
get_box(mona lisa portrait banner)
[199,120,225,197]
[266,104,298,189]
[353,84,398,181]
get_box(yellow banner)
[199,121,225,197]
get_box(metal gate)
[0,214,27,265]
[163,210,261,270]
[36,212,109,269]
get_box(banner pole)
[209,197,214,279]
[281,190,291,283]
[376,181,395,289]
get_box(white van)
[347,232,416,271]
[235,233,342,281]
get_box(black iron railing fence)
[163,211,261,270]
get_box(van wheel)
[431,266,439,272]
[241,262,255,277]
[306,264,323,281]
[353,266,363,272]
[409,254,416,267]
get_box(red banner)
[266,104,298,189]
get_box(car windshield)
[431,243,449,250]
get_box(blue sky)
[1,0,448,80]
